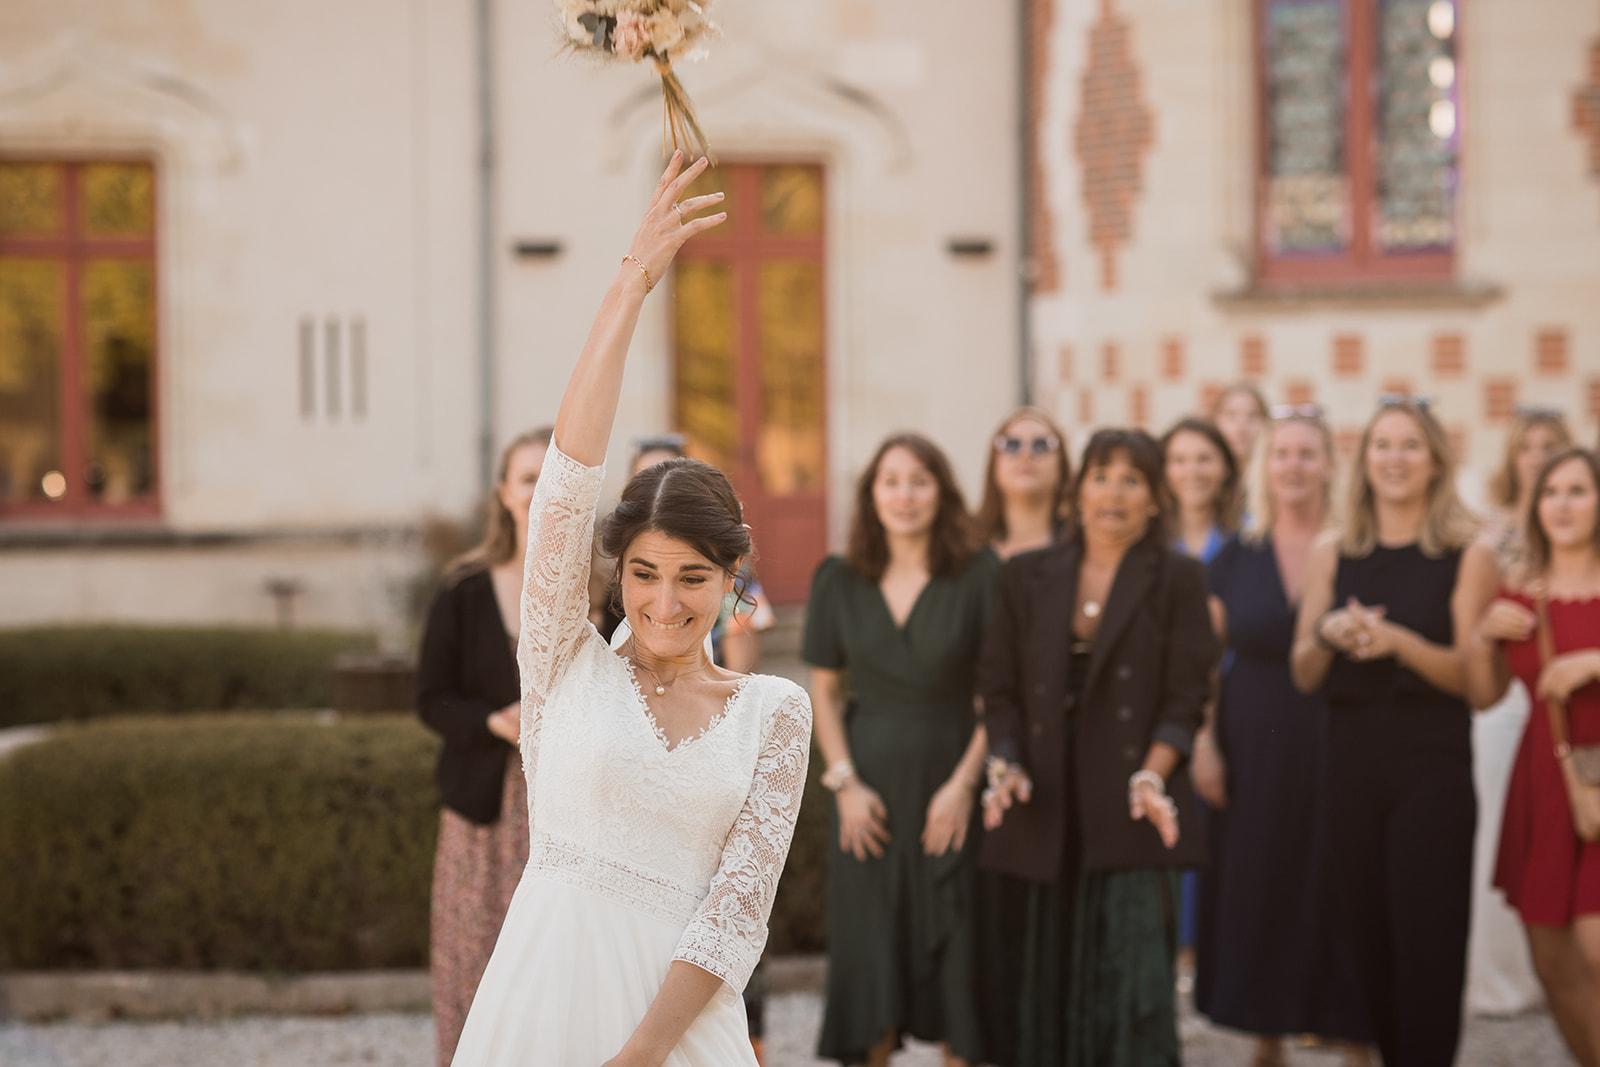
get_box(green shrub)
[0,714,438,971]
[0,627,376,726]
[0,715,832,971]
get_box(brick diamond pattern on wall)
[1029,0,1062,293]
[1577,39,1600,183]
[1074,0,1154,292]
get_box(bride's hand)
[626,152,728,284]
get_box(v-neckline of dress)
[620,658,756,755]
[877,573,934,633]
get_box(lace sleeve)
[516,441,606,720]
[672,691,813,990]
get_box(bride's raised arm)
[515,154,726,715]
[552,152,725,467]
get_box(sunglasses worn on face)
[995,434,1059,457]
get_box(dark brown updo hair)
[845,432,977,582]
[1069,427,1170,545]
[599,457,753,608]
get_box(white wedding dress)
[451,443,812,1066]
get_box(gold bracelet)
[622,254,654,293]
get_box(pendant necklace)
[1081,600,1102,619]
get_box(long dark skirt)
[1015,869,1181,1067]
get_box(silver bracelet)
[1128,770,1165,796]
[986,755,1021,790]
[821,759,857,793]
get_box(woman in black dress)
[1291,398,1492,1066]
[1195,410,1371,1064]
[416,426,549,1066]
[806,433,997,1067]
[970,405,1073,1065]
[980,428,1219,1066]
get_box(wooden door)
[671,163,827,604]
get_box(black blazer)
[416,569,520,825]
[978,535,1219,881]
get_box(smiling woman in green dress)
[806,432,997,1067]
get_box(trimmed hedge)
[0,627,376,727]
[0,714,438,970]
[0,714,831,971]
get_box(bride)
[452,152,813,1067]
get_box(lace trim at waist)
[527,832,704,927]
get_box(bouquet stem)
[656,58,713,163]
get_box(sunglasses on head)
[1270,403,1325,421]
[1377,393,1434,413]
[1513,404,1565,420]
[995,433,1060,457]
[633,432,688,454]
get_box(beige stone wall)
[0,1,1023,624]
[1029,0,1600,490]
[493,0,1023,540]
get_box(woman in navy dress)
[1194,411,1371,1064]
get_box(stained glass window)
[1264,0,1349,255]
[1257,0,1458,281]
[1375,0,1458,251]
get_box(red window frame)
[672,162,829,605]
[0,158,161,520]
[1254,0,1460,286]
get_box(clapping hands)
[1319,597,1401,661]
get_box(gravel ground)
[0,994,1569,1066]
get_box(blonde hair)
[1487,409,1572,510]
[445,427,555,580]
[1241,413,1339,546]
[1341,402,1478,558]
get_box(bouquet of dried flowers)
[558,0,719,159]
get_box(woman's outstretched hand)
[626,151,727,284]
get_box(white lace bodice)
[514,442,812,991]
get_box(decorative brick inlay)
[1484,377,1518,422]
[1074,0,1155,292]
[1028,0,1062,293]
[1431,333,1466,378]
[1059,344,1075,383]
[1161,337,1185,380]
[1575,39,1600,183]
[1588,377,1600,421]
[1240,335,1268,378]
[1130,384,1150,426]
[1380,377,1414,398]
[1199,381,1225,416]
[1102,340,1120,382]
[1536,328,1570,375]
[1078,385,1095,426]
[1332,334,1364,378]
[1285,379,1316,407]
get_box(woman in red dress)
[1467,447,1600,1065]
